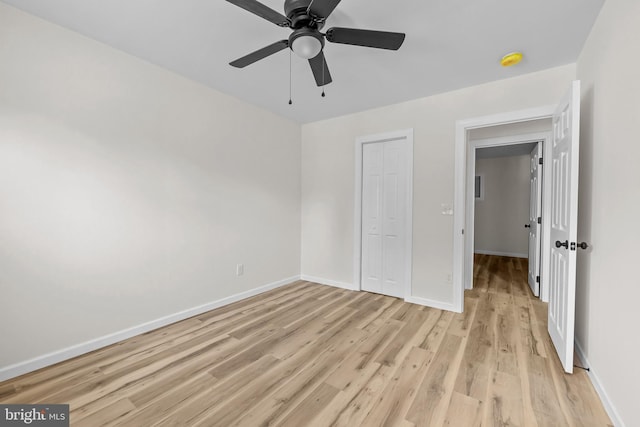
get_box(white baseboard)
[300,275,460,314]
[405,296,460,313]
[574,340,625,427]
[0,275,300,382]
[474,249,527,258]
[300,274,359,291]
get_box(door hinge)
[571,242,576,251]
[539,158,543,165]
[537,217,542,224]
[536,275,540,283]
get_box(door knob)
[524,224,530,228]
[555,240,569,249]
[577,242,589,250]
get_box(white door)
[361,142,384,293]
[361,140,407,298]
[548,80,581,373]
[527,143,542,296]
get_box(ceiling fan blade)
[325,27,405,50]
[230,40,289,68]
[308,51,332,86]
[307,0,342,19]
[226,0,290,27]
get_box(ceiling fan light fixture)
[291,34,322,59]
[226,0,406,87]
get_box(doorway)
[453,106,557,312]
[353,129,413,299]
[466,131,551,302]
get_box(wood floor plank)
[528,354,569,426]
[375,307,430,366]
[0,255,612,427]
[514,295,548,358]
[356,296,399,329]
[143,355,278,426]
[125,335,240,407]
[443,392,482,427]
[229,318,371,426]
[2,367,105,405]
[359,298,405,331]
[207,327,288,380]
[453,292,498,400]
[493,292,520,377]
[327,363,397,426]
[73,397,136,427]
[361,346,434,426]
[195,281,313,322]
[93,373,217,426]
[307,363,381,427]
[406,333,465,426]
[543,338,613,427]
[448,295,479,338]
[415,309,454,354]
[325,321,402,390]
[61,335,227,410]
[483,370,525,427]
[71,346,224,422]
[277,382,341,427]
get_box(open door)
[548,80,580,373]
[527,142,542,296]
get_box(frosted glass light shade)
[291,35,322,59]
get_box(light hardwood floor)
[0,255,612,426]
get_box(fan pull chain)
[288,49,293,105]
[321,54,326,97]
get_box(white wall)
[575,0,640,425]
[0,5,301,371]
[474,155,530,257]
[301,64,575,305]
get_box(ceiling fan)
[226,0,406,86]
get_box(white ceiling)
[1,0,604,123]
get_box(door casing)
[454,106,556,312]
[354,129,414,299]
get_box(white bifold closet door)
[361,140,408,298]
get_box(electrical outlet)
[236,264,244,276]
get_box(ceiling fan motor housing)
[284,0,324,29]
